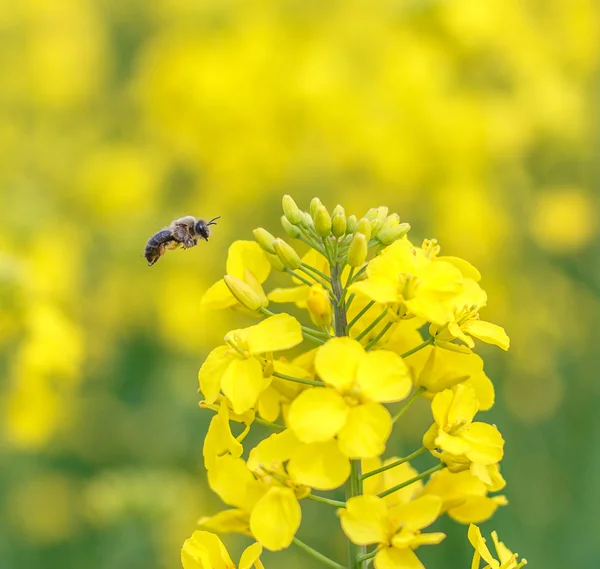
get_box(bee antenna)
[207,216,221,226]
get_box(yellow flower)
[362,458,423,507]
[421,468,507,524]
[429,279,510,352]
[287,337,412,458]
[182,530,264,569]
[348,238,464,326]
[423,384,504,469]
[306,283,332,328]
[198,314,303,414]
[201,241,270,313]
[338,494,445,569]
[468,524,527,569]
[202,403,247,470]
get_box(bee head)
[195,216,220,241]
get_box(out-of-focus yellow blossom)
[349,238,464,325]
[423,385,504,482]
[202,241,270,313]
[306,283,333,328]
[468,524,527,569]
[182,530,264,569]
[421,468,507,524]
[339,494,445,569]
[198,314,302,414]
[287,337,411,458]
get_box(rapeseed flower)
[182,530,264,569]
[468,524,527,569]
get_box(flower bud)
[332,204,345,217]
[347,232,368,267]
[356,218,372,241]
[346,215,357,234]
[332,212,347,237]
[281,215,302,238]
[274,238,302,270]
[266,253,285,272]
[306,283,332,328]
[314,205,332,237]
[377,223,411,245]
[224,275,264,311]
[364,208,378,221]
[380,213,400,232]
[310,197,323,218]
[301,211,313,228]
[253,227,277,253]
[282,194,303,225]
[370,206,389,236]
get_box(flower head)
[468,524,527,569]
[182,530,263,569]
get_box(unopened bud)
[380,213,400,232]
[346,215,357,233]
[306,283,332,328]
[314,205,332,237]
[332,204,345,217]
[266,253,285,272]
[253,227,277,253]
[332,212,347,237]
[224,275,265,311]
[377,223,411,245]
[356,218,372,241]
[281,216,302,238]
[310,197,323,218]
[282,194,303,225]
[274,238,302,270]
[348,232,368,267]
[370,207,390,236]
[300,211,313,228]
[364,208,378,221]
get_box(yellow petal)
[362,457,383,495]
[408,532,446,547]
[466,369,495,411]
[380,462,422,506]
[435,432,471,456]
[287,440,351,490]
[349,279,400,304]
[197,509,250,535]
[199,346,233,404]
[239,543,263,569]
[431,389,453,428]
[245,314,303,354]
[449,496,505,524]
[207,455,261,510]
[463,423,504,465]
[182,531,233,569]
[390,495,442,531]
[221,357,265,414]
[287,387,349,443]
[463,320,510,351]
[201,279,236,311]
[267,286,310,308]
[249,486,301,551]
[468,524,500,569]
[337,403,392,459]
[357,350,412,403]
[338,495,390,545]
[203,404,243,470]
[447,384,479,426]
[226,241,271,283]
[315,337,365,390]
[437,256,481,282]
[257,386,282,422]
[374,547,424,569]
[247,430,300,473]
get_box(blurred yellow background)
[1,0,599,567]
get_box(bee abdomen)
[145,229,176,266]
[147,229,174,247]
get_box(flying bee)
[144,215,220,266]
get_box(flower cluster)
[183,196,526,569]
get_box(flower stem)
[306,493,346,508]
[378,463,445,499]
[400,336,434,359]
[361,447,426,481]
[253,416,285,431]
[273,371,324,387]
[285,268,316,288]
[346,301,375,333]
[355,310,388,342]
[357,549,378,564]
[392,387,425,423]
[302,262,332,283]
[293,538,346,569]
[348,264,367,284]
[364,321,393,351]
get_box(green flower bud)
[266,252,286,272]
[332,204,345,217]
[346,215,357,233]
[380,213,400,232]
[281,215,302,238]
[356,218,372,241]
[282,194,303,225]
[310,197,323,218]
[364,208,378,221]
[224,275,264,311]
[370,206,390,236]
[300,211,313,228]
[314,205,332,237]
[348,232,368,267]
[253,227,277,253]
[332,212,347,237]
[274,238,302,270]
[377,223,411,245]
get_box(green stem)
[345,292,356,311]
[355,310,388,342]
[361,447,426,481]
[299,235,327,257]
[285,268,316,288]
[293,538,346,569]
[346,301,375,332]
[302,331,326,345]
[253,416,285,431]
[345,460,366,569]
[302,263,332,283]
[400,337,434,359]
[357,549,379,564]
[378,463,445,499]
[273,371,324,387]
[392,387,425,423]
[364,321,393,351]
[306,493,346,508]
[348,264,367,284]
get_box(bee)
[144,215,220,266]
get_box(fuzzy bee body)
[144,216,220,266]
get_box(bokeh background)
[1,0,599,567]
